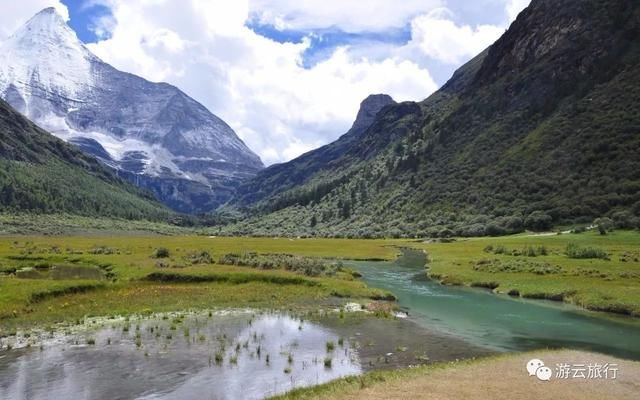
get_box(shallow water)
[0,312,356,400]
[352,250,640,360]
[15,264,105,280]
[0,310,491,400]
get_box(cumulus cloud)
[249,0,443,32]
[408,9,505,65]
[3,0,531,165]
[85,0,438,165]
[506,0,531,22]
[0,0,68,39]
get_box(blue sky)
[6,0,529,164]
[61,0,111,42]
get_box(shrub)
[594,217,614,234]
[610,211,635,229]
[217,253,340,277]
[186,250,212,264]
[565,243,609,260]
[90,246,116,255]
[525,211,553,231]
[571,226,587,234]
[494,245,508,254]
[504,216,524,232]
[153,247,170,258]
[485,223,507,236]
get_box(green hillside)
[0,99,171,221]
[225,0,640,238]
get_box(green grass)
[0,213,194,236]
[0,236,398,334]
[1,232,638,335]
[414,230,640,316]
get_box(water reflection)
[0,312,358,400]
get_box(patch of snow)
[0,7,264,201]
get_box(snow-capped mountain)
[0,7,263,213]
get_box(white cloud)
[408,9,503,65]
[2,0,531,165]
[86,0,438,165]
[403,0,531,66]
[506,0,531,22]
[0,0,68,39]
[249,0,444,32]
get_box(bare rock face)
[0,7,263,213]
[230,94,396,207]
[350,94,396,136]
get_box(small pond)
[0,309,491,400]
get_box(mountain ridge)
[231,94,396,207]
[223,0,640,237]
[0,7,263,214]
[0,97,171,220]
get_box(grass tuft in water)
[326,341,335,352]
[215,351,224,365]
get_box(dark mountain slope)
[231,94,396,206]
[0,99,171,220]
[224,0,640,238]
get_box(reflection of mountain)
[0,8,263,213]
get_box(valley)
[1,233,639,398]
[0,0,639,398]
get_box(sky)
[1,0,530,165]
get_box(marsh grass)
[421,230,640,316]
[565,243,609,260]
[0,236,395,333]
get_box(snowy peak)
[0,7,264,213]
[0,7,95,99]
[6,7,87,55]
[12,7,71,38]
